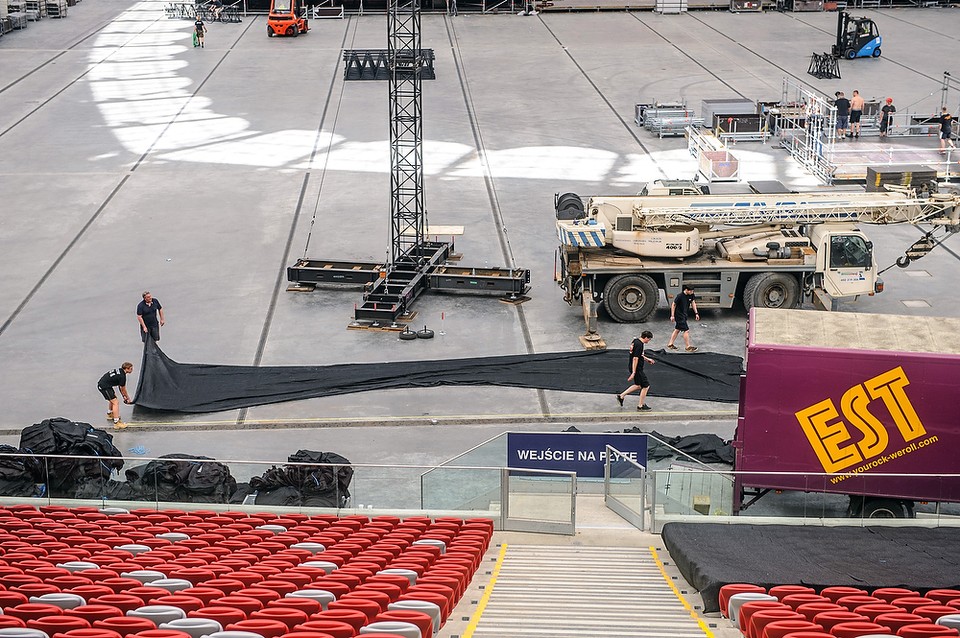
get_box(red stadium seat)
[249,607,309,630]
[266,598,321,616]
[759,619,822,638]
[769,586,816,601]
[326,598,380,623]
[293,619,356,638]
[913,605,960,623]
[874,612,927,633]
[927,591,960,605]
[895,598,941,614]
[795,602,842,623]
[829,620,894,637]
[373,610,432,638]
[6,603,66,622]
[211,596,263,615]
[836,595,882,612]
[748,609,804,638]
[847,602,903,620]
[63,605,125,623]
[811,610,868,633]
[224,618,289,638]
[896,623,960,638]
[186,606,246,626]
[308,610,366,632]
[873,588,921,604]
[781,594,829,611]
[26,615,92,635]
[91,617,159,637]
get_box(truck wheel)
[287,24,298,36]
[267,26,274,36]
[861,498,909,519]
[603,275,658,323]
[744,273,800,311]
[845,48,856,60]
[872,48,881,58]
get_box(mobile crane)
[555,182,960,334]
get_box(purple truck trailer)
[734,308,960,518]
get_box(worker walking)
[194,15,207,47]
[616,331,655,412]
[849,90,864,138]
[666,285,699,352]
[98,363,134,429]
[937,107,956,153]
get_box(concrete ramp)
[464,544,712,638]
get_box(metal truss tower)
[388,0,425,266]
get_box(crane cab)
[267,0,309,37]
[832,11,881,59]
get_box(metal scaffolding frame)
[388,0,425,267]
[778,77,838,184]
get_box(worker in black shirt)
[937,107,956,153]
[98,363,134,429]
[667,285,700,352]
[834,91,851,140]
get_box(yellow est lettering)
[795,366,926,473]
[795,399,863,473]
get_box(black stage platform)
[661,523,960,613]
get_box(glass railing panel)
[421,466,501,512]
[504,470,574,525]
[604,445,645,530]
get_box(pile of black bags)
[232,450,353,508]
[0,418,353,506]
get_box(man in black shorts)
[98,362,133,429]
[849,90,864,138]
[937,107,956,153]
[137,291,165,343]
[616,330,655,412]
[667,285,700,352]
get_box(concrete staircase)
[464,544,711,637]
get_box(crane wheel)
[744,272,800,311]
[602,274,658,323]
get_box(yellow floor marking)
[461,543,508,638]
[650,545,715,637]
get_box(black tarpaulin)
[133,339,742,413]
[661,523,960,613]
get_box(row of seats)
[0,505,495,638]
[720,583,960,638]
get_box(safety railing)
[0,451,575,533]
[649,468,960,533]
[603,445,645,530]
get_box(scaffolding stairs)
[466,545,711,637]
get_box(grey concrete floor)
[1,3,959,462]
[3,7,960,637]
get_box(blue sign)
[506,432,647,478]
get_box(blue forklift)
[831,11,881,59]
